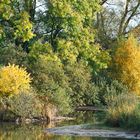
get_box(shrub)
[30,54,99,113]
[0,91,43,121]
[7,92,42,119]
[0,64,31,96]
[64,61,99,106]
[105,93,140,129]
[49,87,72,115]
[95,77,128,105]
[0,46,28,66]
[110,35,140,95]
[122,106,140,130]
[29,54,72,115]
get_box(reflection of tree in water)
[0,112,115,140]
[68,111,106,125]
[72,111,96,124]
[0,123,48,140]
[0,122,102,140]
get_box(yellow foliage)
[14,11,35,42]
[111,35,140,95]
[0,64,31,96]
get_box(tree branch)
[118,0,130,35]
[100,0,108,5]
[123,2,140,33]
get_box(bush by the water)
[7,92,42,119]
[105,92,140,130]
[0,91,42,121]
[94,77,129,105]
[30,54,99,111]
[29,54,73,115]
[95,76,140,130]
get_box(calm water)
[0,112,135,140]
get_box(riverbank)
[0,116,75,124]
[46,125,140,139]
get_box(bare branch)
[123,2,140,33]
[100,0,108,5]
[118,0,130,35]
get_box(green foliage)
[105,92,140,130]
[0,91,42,121]
[57,39,111,74]
[65,61,99,106]
[0,0,35,45]
[45,0,100,39]
[14,11,35,42]
[6,92,42,119]
[121,106,140,130]
[0,46,28,66]
[0,0,14,20]
[29,54,99,111]
[95,77,129,105]
[29,54,72,115]
[38,0,110,74]
[28,41,52,62]
[50,87,72,115]
[30,54,68,94]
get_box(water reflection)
[0,112,132,140]
[0,123,127,140]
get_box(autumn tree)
[0,64,31,96]
[110,35,140,95]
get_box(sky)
[104,0,140,27]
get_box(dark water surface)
[0,112,135,140]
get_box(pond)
[0,111,135,140]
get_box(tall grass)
[106,93,140,130]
